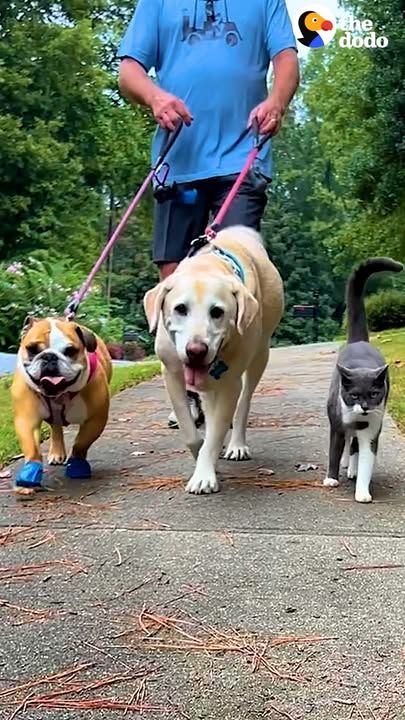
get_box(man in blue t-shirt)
[118,0,298,426]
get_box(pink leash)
[64,121,183,319]
[65,121,271,317]
[206,124,272,238]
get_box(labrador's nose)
[186,341,209,364]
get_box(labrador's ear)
[143,281,170,333]
[21,316,37,338]
[233,285,259,335]
[75,325,97,352]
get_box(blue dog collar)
[187,236,245,284]
[212,246,245,284]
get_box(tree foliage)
[0,0,403,352]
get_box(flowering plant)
[0,254,124,351]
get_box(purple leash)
[64,121,183,319]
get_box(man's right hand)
[150,89,193,131]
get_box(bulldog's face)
[144,273,258,389]
[19,318,97,397]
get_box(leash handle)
[154,120,183,169]
[251,117,273,150]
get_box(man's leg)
[159,262,178,281]
[153,186,209,427]
[153,186,209,280]
[209,167,269,231]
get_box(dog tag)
[209,359,228,380]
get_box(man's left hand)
[248,95,284,136]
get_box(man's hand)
[150,89,193,131]
[248,95,284,136]
[119,59,193,131]
[248,49,299,137]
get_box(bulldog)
[11,317,112,493]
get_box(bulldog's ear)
[233,285,259,335]
[143,281,170,333]
[21,316,37,338]
[75,325,97,352]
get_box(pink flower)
[6,262,23,276]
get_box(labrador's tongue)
[184,365,208,390]
[41,375,65,386]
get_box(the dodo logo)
[293,4,336,48]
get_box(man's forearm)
[118,58,193,130]
[119,58,157,107]
[270,49,300,111]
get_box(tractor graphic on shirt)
[182,0,242,45]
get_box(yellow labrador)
[144,226,284,494]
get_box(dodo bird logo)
[293,4,336,49]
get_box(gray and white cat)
[324,257,403,503]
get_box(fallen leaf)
[258,468,275,477]
[295,463,318,472]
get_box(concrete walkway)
[0,344,404,719]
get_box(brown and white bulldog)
[11,317,112,493]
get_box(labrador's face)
[144,273,258,388]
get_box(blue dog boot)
[15,461,43,490]
[65,458,92,480]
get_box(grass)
[0,361,161,468]
[371,328,405,433]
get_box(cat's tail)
[346,257,403,343]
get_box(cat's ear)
[373,364,389,387]
[337,364,353,389]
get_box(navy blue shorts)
[152,169,269,264]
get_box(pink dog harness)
[41,352,98,427]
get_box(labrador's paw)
[224,442,251,461]
[186,470,219,495]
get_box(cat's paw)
[355,490,372,504]
[323,476,339,487]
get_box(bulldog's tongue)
[41,376,65,386]
[184,365,208,390]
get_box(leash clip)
[187,235,211,258]
[64,299,78,321]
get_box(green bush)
[0,254,124,350]
[365,289,405,331]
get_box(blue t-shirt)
[118,0,296,182]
